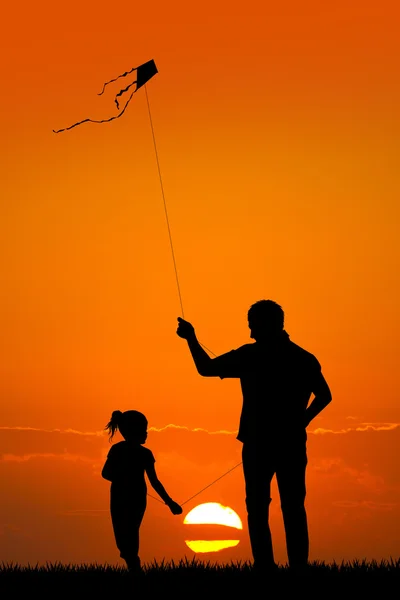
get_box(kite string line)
[144,85,185,319]
[144,85,216,357]
[147,461,243,506]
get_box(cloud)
[310,457,386,493]
[0,426,103,436]
[58,509,108,517]
[312,422,399,434]
[0,427,106,460]
[0,523,23,535]
[1,452,98,464]
[149,423,237,435]
[332,500,399,511]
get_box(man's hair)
[247,299,284,330]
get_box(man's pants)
[242,440,309,569]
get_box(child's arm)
[101,447,116,481]
[101,458,113,481]
[145,463,182,515]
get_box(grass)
[1,557,399,597]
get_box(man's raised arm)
[176,317,218,376]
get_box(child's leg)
[119,515,142,572]
[123,554,141,573]
[111,497,146,571]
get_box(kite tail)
[98,66,138,96]
[53,91,135,133]
[114,80,138,110]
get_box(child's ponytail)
[105,410,123,441]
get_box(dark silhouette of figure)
[176,299,332,573]
[102,409,182,573]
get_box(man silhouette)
[176,299,332,573]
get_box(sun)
[183,502,243,554]
[184,502,243,529]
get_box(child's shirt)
[103,441,155,496]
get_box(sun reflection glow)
[185,540,240,553]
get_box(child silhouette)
[102,409,182,573]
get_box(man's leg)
[242,443,276,570]
[276,444,309,570]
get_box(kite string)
[144,85,217,357]
[144,85,185,319]
[147,461,243,506]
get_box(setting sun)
[184,503,243,554]
[184,503,243,529]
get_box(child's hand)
[167,500,183,515]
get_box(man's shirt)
[211,331,323,443]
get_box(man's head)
[247,299,284,341]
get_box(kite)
[53,59,158,133]
[53,57,216,357]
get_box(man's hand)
[176,317,195,340]
[167,499,183,515]
[176,317,214,376]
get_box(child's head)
[105,410,148,444]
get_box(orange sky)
[1,0,399,566]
